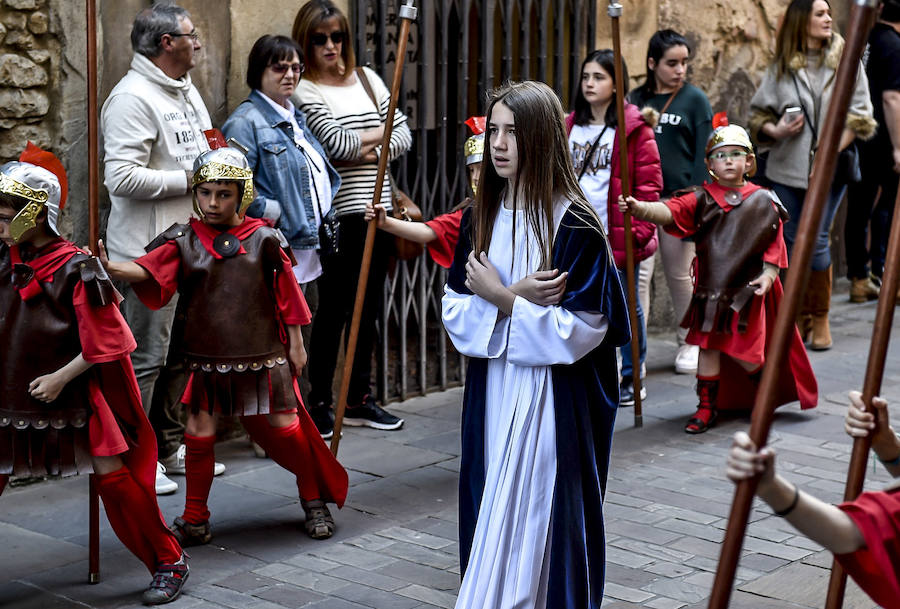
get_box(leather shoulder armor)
[145,222,191,253]
[76,256,121,307]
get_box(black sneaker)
[142,555,189,605]
[309,403,334,440]
[619,377,647,407]
[344,395,404,430]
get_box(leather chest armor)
[685,187,787,333]
[154,224,289,372]
[0,247,104,430]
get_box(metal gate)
[352,0,598,403]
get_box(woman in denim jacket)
[222,35,340,411]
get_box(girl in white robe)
[442,81,631,609]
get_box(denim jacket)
[222,90,341,249]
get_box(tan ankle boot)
[809,266,833,350]
[849,277,879,303]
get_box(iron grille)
[351,0,598,403]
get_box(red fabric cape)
[9,239,83,300]
[713,277,817,411]
[836,487,900,608]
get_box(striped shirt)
[294,66,412,217]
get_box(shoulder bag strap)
[355,67,400,199]
[355,67,380,114]
[658,83,682,117]
[791,73,818,147]
[578,125,609,180]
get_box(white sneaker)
[674,344,699,375]
[162,444,226,476]
[155,462,178,495]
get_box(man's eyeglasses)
[167,30,200,41]
[708,150,749,161]
[310,31,346,46]
[269,62,305,76]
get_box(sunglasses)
[310,31,346,46]
[709,150,749,161]
[269,62,304,76]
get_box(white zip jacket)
[101,53,211,260]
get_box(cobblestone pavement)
[2,283,898,609]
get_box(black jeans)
[308,213,393,408]
[845,139,899,280]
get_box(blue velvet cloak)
[448,204,630,608]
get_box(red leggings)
[181,416,322,525]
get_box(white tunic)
[442,201,609,609]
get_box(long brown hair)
[473,81,599,272]
[291,0,356,82]
[773,0,830,75]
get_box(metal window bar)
[352,0,596,404]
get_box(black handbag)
[317,206,340,259]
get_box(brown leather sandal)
[169,516,212,547]
[302,499,335,540]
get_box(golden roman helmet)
[0,160,63,243]
[191,147,255,218]
[463,116,486,166]
[705,124,756,178]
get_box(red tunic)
[131,218,347,506]
[0,239,157,494]
[836,487,900,607]
[133,217,310,416]
[664,182,817,411]
[425,208,465,269]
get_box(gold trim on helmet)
[1,173,50,243]
[464,133,484,166]
[191,161,255,217]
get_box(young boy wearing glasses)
[620,118,817,433]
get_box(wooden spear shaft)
[331,1,417,456]
[706,1,878,606]
[609,1,643,426]
[87,0,99,252]
[824,180,900,609]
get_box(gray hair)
[130,3,191,58]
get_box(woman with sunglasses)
[291,0,412,437]
[749,0,875,350]
[222,35,342,451]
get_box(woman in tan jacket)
[749,0,875,350]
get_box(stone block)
[0,22,6,44]
[6,0,45,9]
[0,123,50,157]
[4,29,34,49]
[0,54,47,87]
[26,49,49,63]
[27,11,47,34]
[3,11,26,30]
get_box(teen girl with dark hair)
[567,49,662,406]
[629,29,713,377]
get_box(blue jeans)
[772,181,846,271]
[617,265,646,380]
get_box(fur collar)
[640,106,659,128]
[788,33,844,72]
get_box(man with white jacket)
[101,4,222,494]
